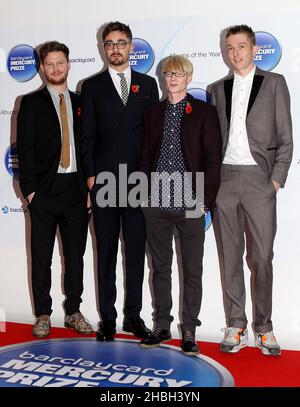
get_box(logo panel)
[7,44,40,82]
[254,32,282,71]
[0,339,234,387]
[130,38,155,74]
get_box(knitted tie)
[59,93,70,169]
[117,72,129,105]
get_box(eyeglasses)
[103,40,130,50]
[163,72,187,78]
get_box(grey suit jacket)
[211,67,293,187]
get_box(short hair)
[162,55,193,75]
[102,21,132,42]
[39,41,69,64]
[226,25,256,46]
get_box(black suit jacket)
[80,68,159,179]
[17,86,86,199]
[139,93,222,210]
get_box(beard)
[44,72,68,86]
[108,53,127,66]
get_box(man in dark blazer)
[17,41,93,338]
[139,55,222,355]
[211,25,293,356]
[80,21,159,341]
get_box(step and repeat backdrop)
[1,1,300,349]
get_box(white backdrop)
[1,0,300,350]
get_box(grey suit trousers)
[215,164,277,333]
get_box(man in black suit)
[81,21,159,341]
[17,41,93,338]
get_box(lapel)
[103,69,125,110]
[247,70,264,115]
[69,91,79,155]
[181,93,194,140]
[41,86,61,130]
[224,67,265,125]
[69,91,79,131]
[126,69,139,107]
[224,78,234,125]
[157,98,167,143]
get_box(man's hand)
[87,176,95,191]
[87,192,92,217]
[26,192,35,204]
[272,180,281,193]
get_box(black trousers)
[142,207,205,331]
[29,173,88,317]
[91,187,146,322]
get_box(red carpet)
[1,322,300,387]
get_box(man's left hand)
[272,180,281,193]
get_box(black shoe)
[123,317,151,339]
[96,320,116,342]
[140,328,171,348]
[181,330,200,356]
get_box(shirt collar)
[166,95,187,108]
[47,84,69,98]
[109,65,131,80]
[234,65,256,84]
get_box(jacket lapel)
[103,69,125,110]
[224,78,234,126]
[247,74,264,116]
[181,93,193,140]
[69,91,79,131]
[41,87,61,129]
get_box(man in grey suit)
[211,25,293,356]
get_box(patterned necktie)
[117,72,129,105]
[59,93,70,169]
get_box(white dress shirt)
[223,66,257,165]
[47,85,77,173]
[108,65,131,99]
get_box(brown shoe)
[32,315,51,338]
[65,312,93,334]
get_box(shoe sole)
[220,342,248,353]
[64,322,94,334]
[140,338,171,348]
[32,331,50,338]
[123,329,151,339]
[255,342,281,356]
[182,350,200,356]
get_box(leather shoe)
[123,317,151,339]
[140,328,171,348]
[96,320,116,342]
[181,330,200,356]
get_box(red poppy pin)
[77,107,81,116]
[131,84,140,94]
[185,102,192,114]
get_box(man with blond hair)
[139,55,222,355]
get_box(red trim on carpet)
[1,322,299,387]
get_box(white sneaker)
[255,331,281,356]
[220,327,248,353]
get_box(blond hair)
[162,55,193,75]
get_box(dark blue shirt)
[151,97,194,211]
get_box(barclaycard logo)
[130,38,155,74]
[1,206,9,214]
[5,144,19,177]
[0,338,234,387]
[254,31,282,71]
[1,206,27,214]
[188,87,211,104]
[7,44,40,82]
